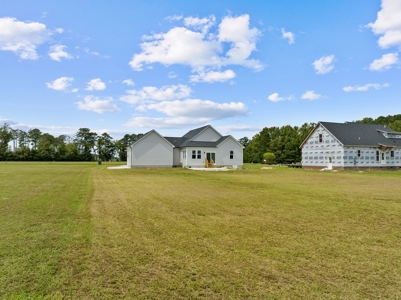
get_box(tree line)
[2,114,400,162]
[239,114,401,164]
[0,124,143,162]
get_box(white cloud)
[83,47,109,58]
[301,91,321,100]
[46,77,74,91]
[343,83,390,92]
[76,96,121,114]
[218,15,262,70]
[312,55,335,74]
[165,15,183,22]
[267,93,294,102]
[120,84,192,104]
[217,124,263,134]
[122,79,135,86]
[268,93,284,102]
[124,116,207,128]
[48,44,72,61]
[124,98,247,129]
[367,0,401,49]
[281,28,295,44]
[0,17,51,59]
[129,14,262,74]
[55,28,64,34]
[137,99,247,120]
[85,78,106,91]
[190,69,236,82]
[184,15,216,34]
[369,52,398,71]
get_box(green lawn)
[1,162,401,299]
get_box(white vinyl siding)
[130,131,173,167]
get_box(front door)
[381,151,386,165]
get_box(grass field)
[1,162,401,299]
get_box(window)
[376,151,380,162]
[192,150,196,159]
[391,150,394,158]
[197,150,201,159]
[182,150,186,159]
[319,134,323,142]
[230,150,234,159]
[357,150,361,157]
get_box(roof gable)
[130,130,175,148]
[301,122,401,148]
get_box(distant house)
[127,125,243,168]
[300,122,401,170]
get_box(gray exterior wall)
[216,137,243,168]
[130,131,173,167]
[192,127,221,142]
[301,124,401,169]
[173,148,181,167]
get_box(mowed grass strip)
[61,165,401,299]
[0,162,94,299]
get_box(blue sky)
[1,0,400,139]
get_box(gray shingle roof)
[164,137,188,147]
[182,125,209,140]
[164,135,230,148]
[320,122,401,147]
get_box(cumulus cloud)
[281,28,295,44]
[124,116,208,128]
[369,52,398,71]
[268,93,284,102]
[129,14,262,75]
[76,96,121,114]
[312,55,335,74]
[125,99,247,128]
[48,44,72,61]
[120,84,192,104]
[267,93,294,102]
[301,90,321,100]
[367,0,401,49]
[0,17,51,59]
[190,69,236,82]
[46,77,74,91]
[137,99,247,119]
[85,78,106,91]
[122,79,135,86]
[343,83,390,92]
[184,15,216,34]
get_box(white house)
[127,125,243,168]
[300,122,401,170]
